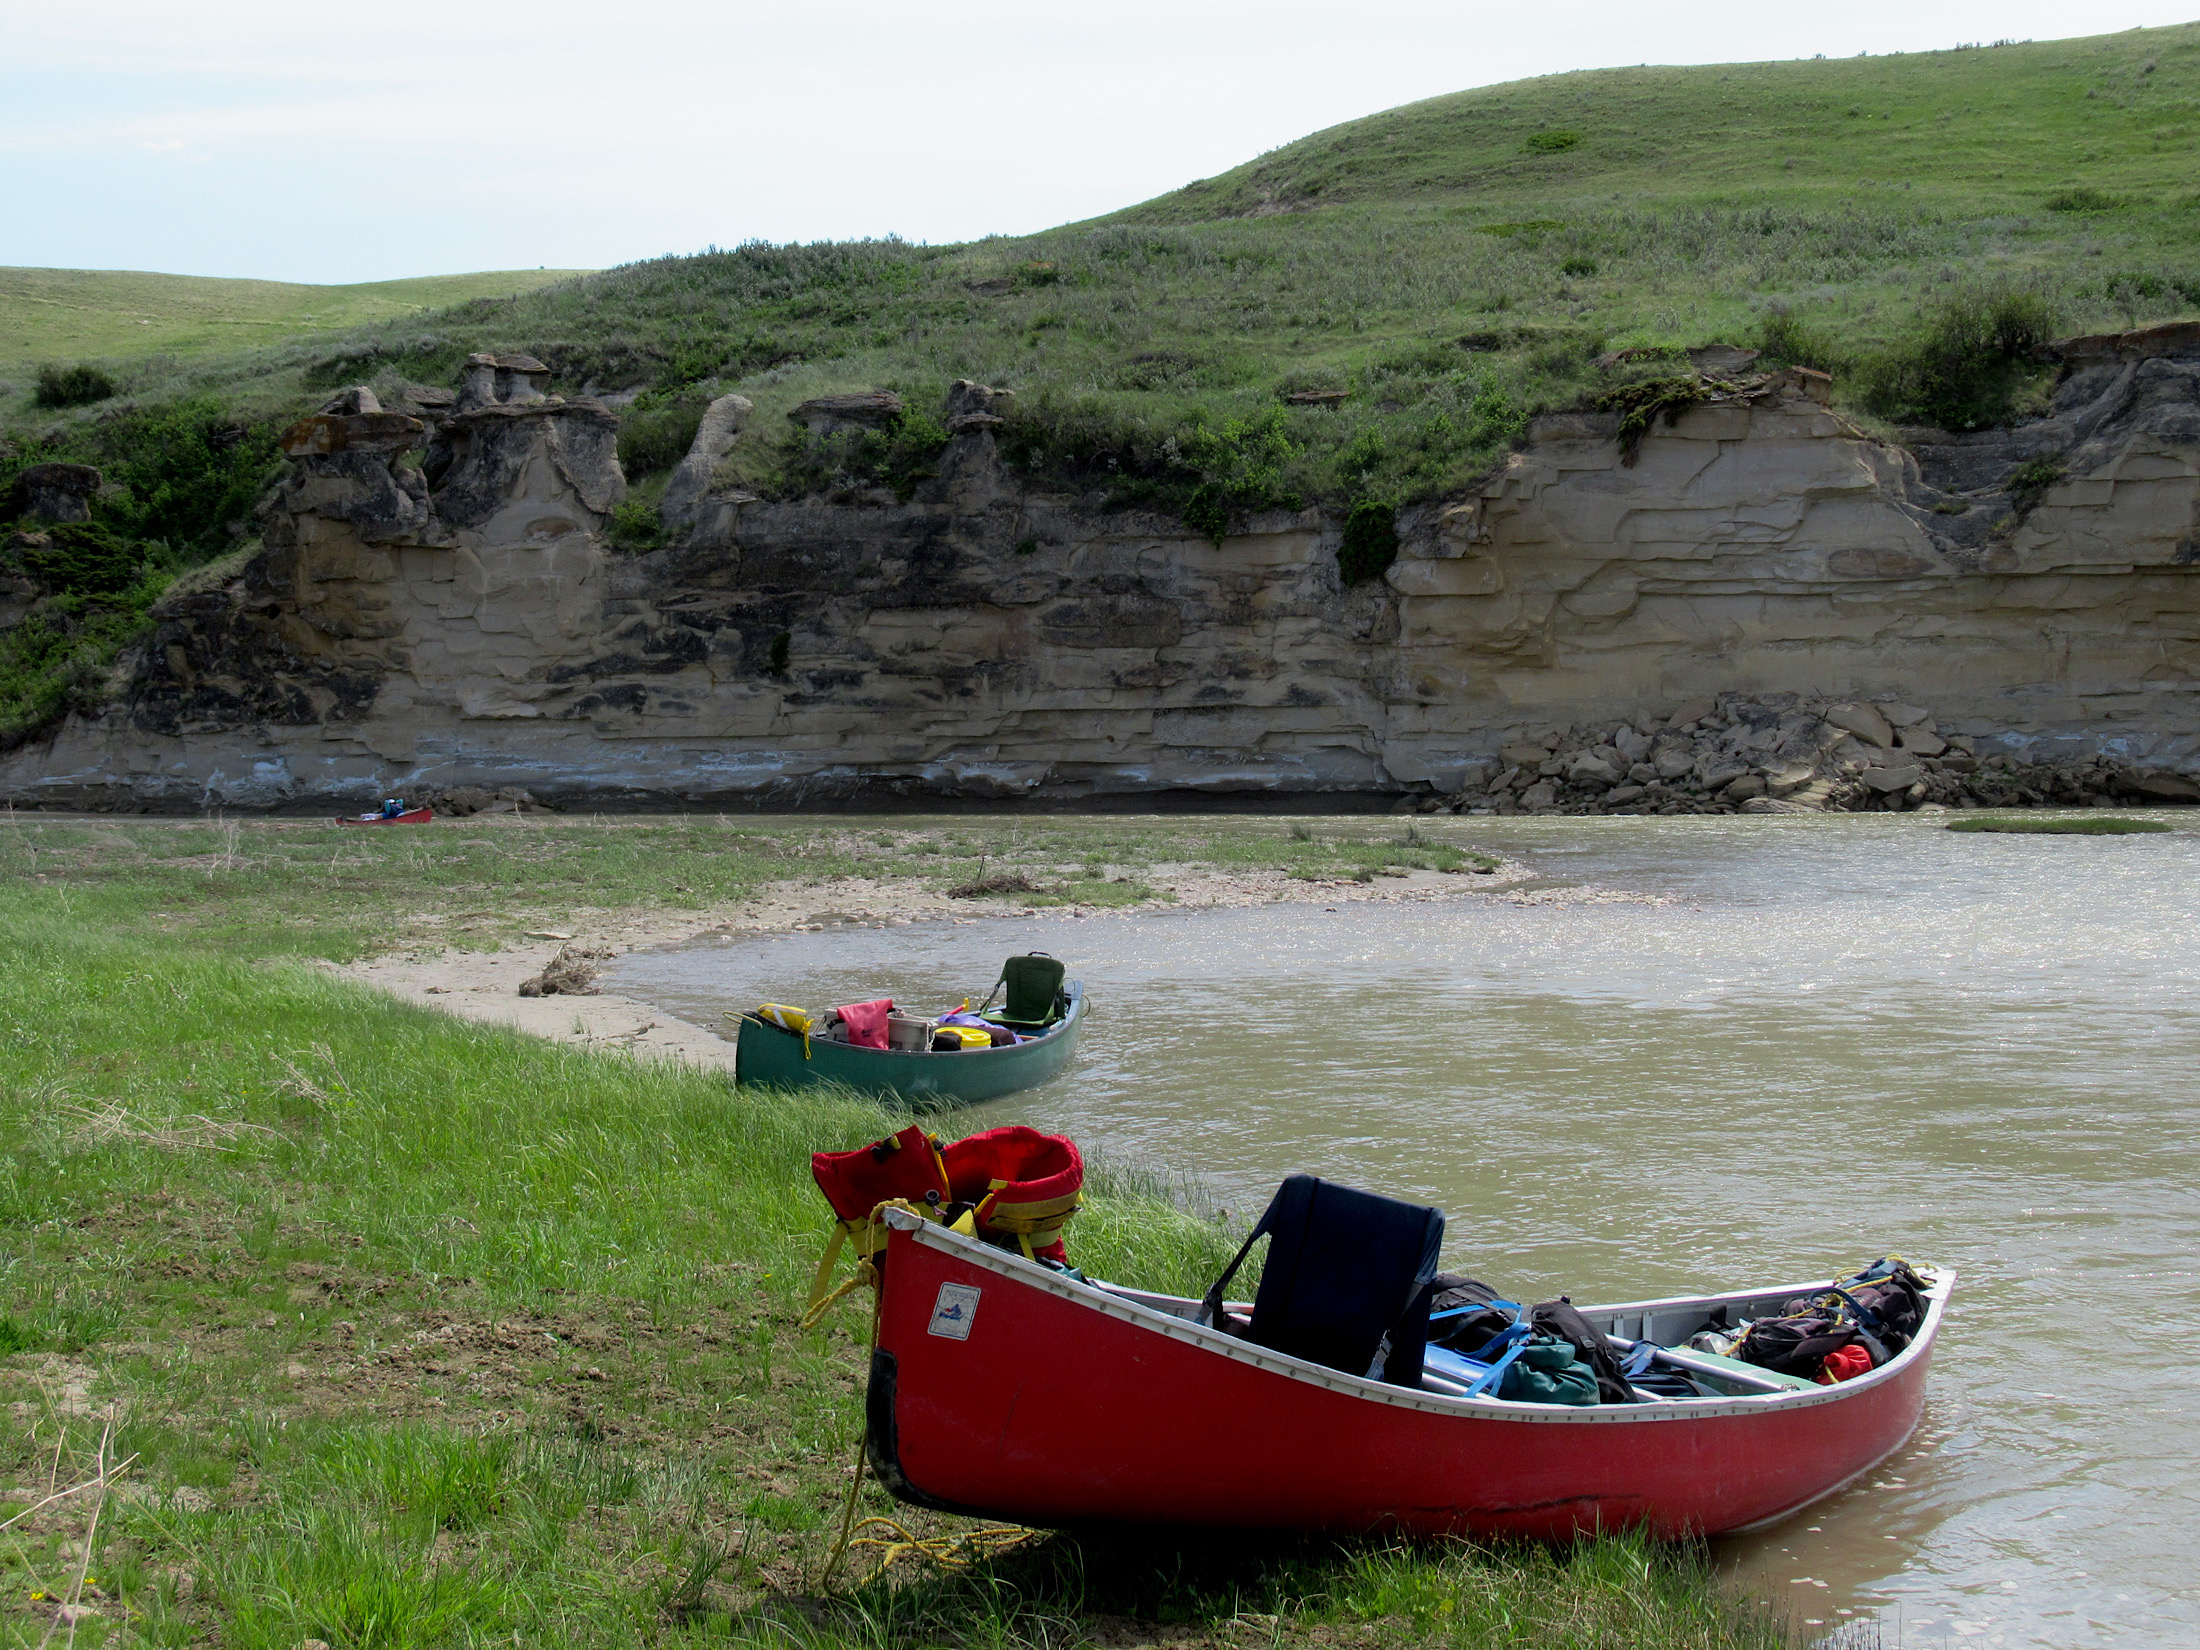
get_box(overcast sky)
[0,1,2183,285]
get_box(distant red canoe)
[864,1207,1949,1539]
[334,808,434,826]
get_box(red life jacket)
[942,1125,1083,1264]
[804,1124,1083,1310]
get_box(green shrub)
[1594,375,1710,462]
[1859,285,2060,430]
[604,498,668,552]
[82,396,283,554]
[0,590,165,749]
[1183,484,1229,546]
[1523,131,1582,153]
[2007,455,2067,513]
[614,398,704,479]
[32,363,116,409]
[1337,501,1398,585]
[14,521,158,596]
[1466,381,1529,446]
[1181,404,1300,505]
[1755,307,1845,373]
[2044,187,2124,212]
[1560,257,1599,278]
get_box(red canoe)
[334,808,434,825]
[864,1206,1950,1539]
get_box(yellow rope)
[800,1261,876,1332]
[844,1516,1040,1580]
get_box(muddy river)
[611,813,2200,1648]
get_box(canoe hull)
[867,1213,1946,1539]
[735,983,1084,1106]
[335,809,434,825]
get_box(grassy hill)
[1126,26,2200,222]
[5,25,2200,746]
[0,266,590,376]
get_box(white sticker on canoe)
[928,1282,981,1341]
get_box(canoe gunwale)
[879,1207,1953,1427]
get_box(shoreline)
[336,858,1561,1069]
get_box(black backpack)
[1739,1256,1928,1377]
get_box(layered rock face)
[3,332,2197,811]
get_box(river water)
[611,813,2200,1648]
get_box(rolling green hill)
[0,265,590,375]
[8,26,2200,557]
[1125,25,2200,222]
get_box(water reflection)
[611,812,2200,1649]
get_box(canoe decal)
[928,1282,982,1340]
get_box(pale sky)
[0,1,2185,285]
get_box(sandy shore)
[334,857,1613,1071]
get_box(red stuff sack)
[834,998,895,1050]
[943,1125,1084,1263]
[1817,1343,1874,1384]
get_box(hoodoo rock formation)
[3,327,2197,811]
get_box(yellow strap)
[801,1200,944,1326]
[977,1188,1083,1234]
[804,1222,851,1314]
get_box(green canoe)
[730,982,1087,1106]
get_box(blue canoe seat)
[1200,1174,1445,1388]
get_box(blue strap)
[1621,1342,1658,1378]
[1429,1299,1520,1323]
[1826,1286,1885,1331]
[1464,1334,1532,1397]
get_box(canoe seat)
[981,952,1068,1031]
[1200,1174,1445,1388]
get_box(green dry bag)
[1498,1334,1602,1406]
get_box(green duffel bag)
[1498,1334,1602,1406]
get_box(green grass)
[0,815,1503,963]
[0,816,1779,1648]
[1945,814,2174,833]
[0,266,591,377]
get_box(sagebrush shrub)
[615,400,705,479]
[32,363,116,409]
[1859,286,2060,429]
[1337,501,1398,585]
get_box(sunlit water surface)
[611,813,2200,1648]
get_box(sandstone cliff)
[4,329,2196,811]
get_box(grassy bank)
[0,813,1497,963]
[0,816,1787,1648]
[0,268,591,378]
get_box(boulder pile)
[414,784,557,817]
[1409,693,2200,816]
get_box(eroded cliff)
[5,330,2197,811]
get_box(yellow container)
[938,1025,993,1050]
